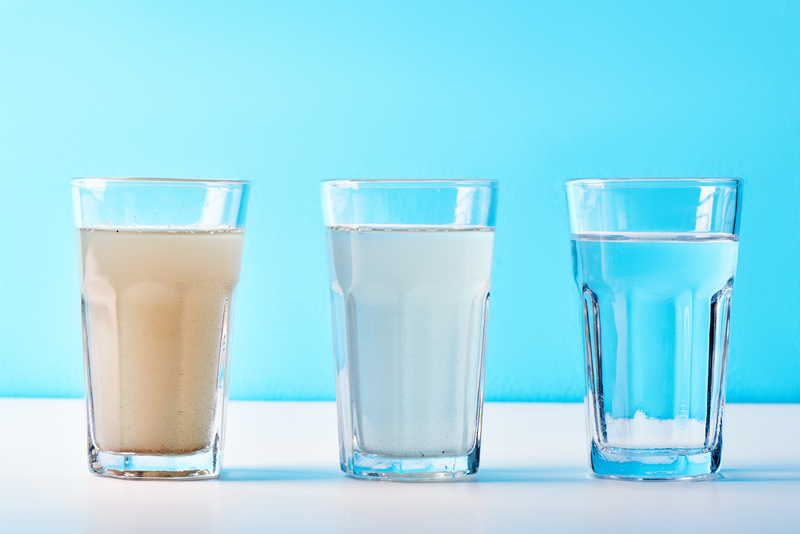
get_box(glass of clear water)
[566,178,742,479]
[321,180,498,480]
[72,178,250,479]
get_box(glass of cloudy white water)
[72,178,249,479]
[321,180,498,480]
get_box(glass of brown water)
[72,178,250,479]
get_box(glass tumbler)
[72,178,250,479]
[566,178,741,479]
[321,180,497,480]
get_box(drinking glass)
[321,180,498,480]
[566,178,741,479]
[72,178,250,479]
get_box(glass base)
[89,442,221,480]
[590,442,721,480]
[342,448,479,481]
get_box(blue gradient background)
[1,1,798,401]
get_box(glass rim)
[565,178,741,188]
[321,179,497,188]
[71,177,250,187]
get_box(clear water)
[571,232,738,458]
[326,225,494,459]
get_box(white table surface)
[0,399,797,533]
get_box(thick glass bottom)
[88,440,221,480]
[590,441,721,480]
[342,448,479,481]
